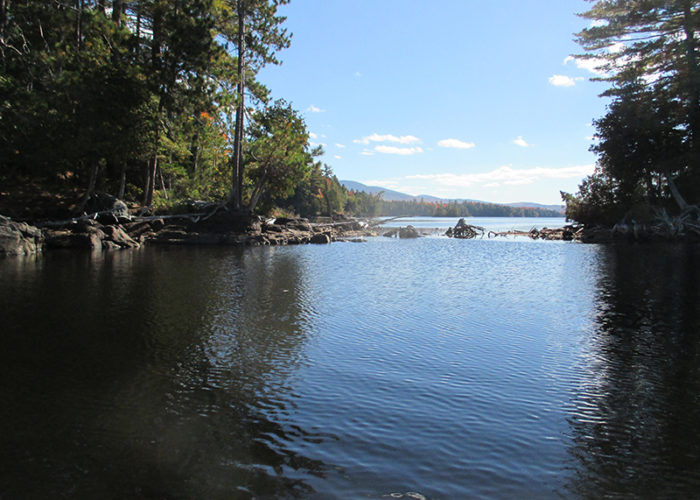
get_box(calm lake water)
[2,218,700,499]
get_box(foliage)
[565,0,700,224]
[0,0,308,217]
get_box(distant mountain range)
[340,180,565,214]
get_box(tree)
[575,0,700,211]
[221,0,291,210]
[244,100,315,212]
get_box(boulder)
[45,230,102,250]
[310,232,331,244]
[398,225,421,239]
[0,216,44,256]
[102,225,139,248]
[84,193,131,223]
[274,217,312,232]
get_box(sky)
[258,0,610,205]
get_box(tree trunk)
[118,162,126,199]
[143,149,158,207]
[229,0,246,210]
[78,161,99,213]
[75,0,83,50]
[247,170,269,212]
[112,0,123,26]
[664,167,690,212]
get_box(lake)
[2,218,700,499]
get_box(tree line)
[563,0,700,225]
[0,0,337,216]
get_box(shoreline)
[3,211,699,258]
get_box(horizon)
[339,179,565,209]
[259,0,608,205]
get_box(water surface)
[1,231,699,498]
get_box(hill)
[340,180,565,215]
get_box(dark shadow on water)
[565,243,700,498]
[0,247,328,499]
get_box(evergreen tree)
[574,0,700,212]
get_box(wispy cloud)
[334,155,342,159]
[513,136,530,148]
[306,105,325,113]
[335,143,346,148]
[354,133,421,145]
[438,138,475,149]
[374,145,424,156]
[406,165,594,187]
[360,149,375,156]
[309,132,318,139]
[549,74,583,87]
[354,71,362,77]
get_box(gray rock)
[398,225,420,238]
[0,216,44,256]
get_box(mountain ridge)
[340,180,565,214]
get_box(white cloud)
[438,138,475,149]
[375,145,424,155]
[513,136,530,148]
[406,164,595,187]
[306,105,325,113]
[353,133,421,145]
[549,74,583,87]
[336,143,346,148]
[309,132,318,139]
[564,55,605,75]
[334,155,342,159]
[360,150,375,156]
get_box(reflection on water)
[567,243,700,498]
[0,248,324,498]
[1,239,700,498]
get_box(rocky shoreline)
[0,209,379,257]
[4,208,699,257]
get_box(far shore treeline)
[2,1,698,227]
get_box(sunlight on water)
[1,235,699,498]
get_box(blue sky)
[259,0,609,204]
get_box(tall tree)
[221,0,291,210]
[575,0,700,210]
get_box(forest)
[4,1,698,227]
[0,0,352,218]
[563,0,700,228]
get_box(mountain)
[340,180,565,214]
[339,180,416,201]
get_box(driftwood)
[445,218,485,239]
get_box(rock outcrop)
[0,216,44,256]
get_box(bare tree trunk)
[229,0,246,210]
